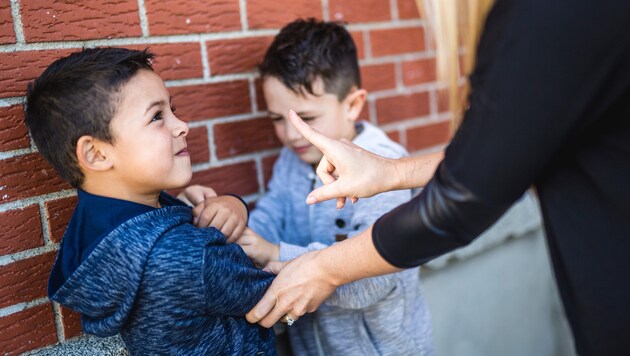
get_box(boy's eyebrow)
[144,97,172,114]
[267,110,320,118]
[295,111,319,117]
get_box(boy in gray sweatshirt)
[238,19,434,355]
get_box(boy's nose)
[172,116,189,137]
[285,121,302,141]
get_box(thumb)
[263,261,287,275]
[314,156,347,209]
[306,181,345,205]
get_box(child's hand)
[178,185,248,242]
[192,195,248,242]
[178,184,217,206]
[236,228,280,269]
[263,260,287,275]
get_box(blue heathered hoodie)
[48,191,275,355]
[249,122,434,355]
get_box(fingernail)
[193,216,199,225]
[306,195,316,205]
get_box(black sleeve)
[372,0,630,268]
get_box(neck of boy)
[81,180,161,208]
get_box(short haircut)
[25,47,154,188]
[259,18,361,101]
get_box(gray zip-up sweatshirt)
[249,121,434,355]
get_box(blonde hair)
[416,0,495,128]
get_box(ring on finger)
[282,314,297,326]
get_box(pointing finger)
[288,110,338,156]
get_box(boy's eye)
[170,105,177,113]
[151,111,163,122]
[301,117,315,122]
[270,116,283,122]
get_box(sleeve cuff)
[279,242,309,261]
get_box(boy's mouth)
[292,144,311,154]
[176,147,189,156]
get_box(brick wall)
[0,0,450,354]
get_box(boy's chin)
[170,173,193,191]
[298,156,322,166]
[295,150,323,165]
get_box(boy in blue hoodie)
[24,47,275,355]
[184,19,435,355]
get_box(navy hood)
[49,207,193,336]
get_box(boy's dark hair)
[25,47,154,188]
[259,18,361,101]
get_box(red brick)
[361,63,396,92]
[262,155,279,187]
[328,0,391,23]
[398,0,421,19]
[376,91,430,124]
[386,130,401,144]
[0,105,30,151]
[0,303,57,355]
[406,121,452,151]
[0,49,72,99]
[125,43,203,81]
[0,153,71,204]
[370,27,425,57]
[255,78,267,111]
[189,161,259,196]
[247,0,322,29]
[20,0,141,42]
[0,252,56,309]
[0,205,43,256]
[329,0,391,23]
[0,2,15,44]
[351,31,365,60]
[145,0,241,35]
[188,126,210,164]
[402,58,437,85]
[207,36,273,75]
[214,117,281,159]
[60,306,82,339]
[45,196,78,244]
[169,81,251,122]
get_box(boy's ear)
[345,88,367,122]
[76,135,113,172]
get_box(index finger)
[288,109,337,156]
[245,288,277,324]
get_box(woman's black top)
[372,0,630,354]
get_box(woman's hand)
[287,110,443,207]
[245,225,400,327]
[287,110,398,208]
[245,250,338,327]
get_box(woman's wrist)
[311,248,346,288]
[394,152,444,190]
[393,156,417,190]
[311,225,398,288]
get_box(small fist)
[178,185,248,242]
